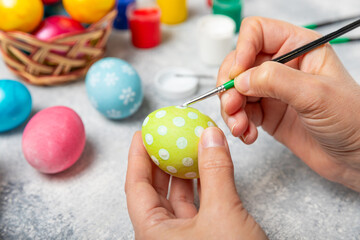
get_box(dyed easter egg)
[0,0,44,32]
[33,16,85,41]
[63,0,115,24]
[22,106,86,174]
[42,0,60,5]
[141,106,217,179]
[86,58,143,119]
[0,80,32,133]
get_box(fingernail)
[235,71,250,93]
[201,128,226,148]
[241,130,249,143]
[227,117,238,134]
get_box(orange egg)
[63,0,115,24]
[0,0,44,32]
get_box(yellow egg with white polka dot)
[141,106,217,179]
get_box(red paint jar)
[127,3,161,48]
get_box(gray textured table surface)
[1,0,360,239]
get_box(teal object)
[329,37,350,44]
[213,0,242,32]
[0,80,32,132]
[303,23,318,29]
[85,58,143,119]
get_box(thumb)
[234,61,322,111]
[198,127,240,208]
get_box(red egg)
[33,15,85,41]
[22,106,86,174]
[42,0,60,5]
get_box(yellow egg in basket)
[63,0,116,24]
[0,0,44,32]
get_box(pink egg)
[42,0,60,5]
[22,106,86,174]
[33,15,85,41]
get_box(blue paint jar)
[114,0,135,30]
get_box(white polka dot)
[173,117,185,127]
[188,112,198,119]
[151,156,159,165]
[155,110,166,118]
[195,126,204,137]
[185,172,197,178]
[142,116,150,126]
[182,157,193,167]
[176,137,188,149]
[167,166,177,173]
[157,125,167,136]
[145,134,153,145]
[159,149,170,160]
[208,121,215,127]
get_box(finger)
[221,88,245,116]
[218,52,247,117]
[152,167,174,212]
[244,102,263,127]
[221,108,249,138]
[125,132,173,229]
[152,164,170,198]
[247,96,261,103]
[234,61,325,113]
[217,51,236,86]
[198,127,240,209]
[230,16,320,78]
[169,177,197,218]
[240,121,258,145]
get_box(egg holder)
[0,9,117,86]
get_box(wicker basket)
[0,9,117,85]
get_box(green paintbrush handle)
[223,79,235,90]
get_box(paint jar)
[212,0,242,32]
[114,0,135,30]
[197,15,236,66]
[156,0,187,25]
[127,3,161,48]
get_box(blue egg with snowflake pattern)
[85,58,143,119]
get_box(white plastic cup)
[197,14,236,66]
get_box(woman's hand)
[125,128,267,240]
[218,17,360,191]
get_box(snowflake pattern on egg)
[89,72,101,88]
[105,72,119,86]
[106,109,122,118]
[119,87,136,105]
[100,60,116,69]
[122,65,136,75]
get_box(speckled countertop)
[1,0,360,239]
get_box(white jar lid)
[154,67,199,100]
